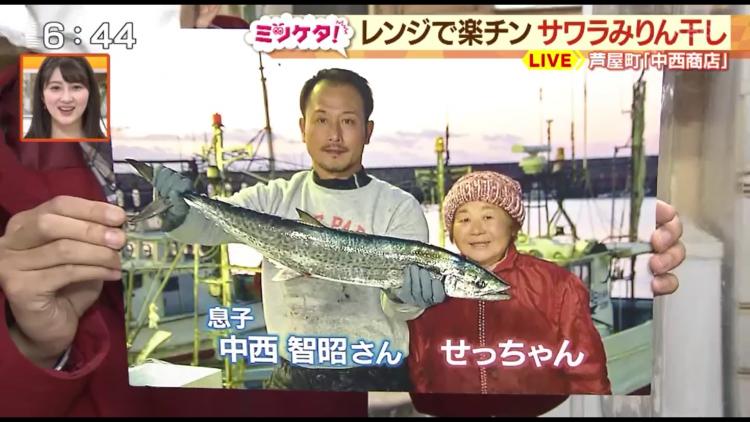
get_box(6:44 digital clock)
[42,22,136,50]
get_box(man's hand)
[389,265,446,308]
[0,196,126,368]
[152,164,192,231]
[650,200,686,296]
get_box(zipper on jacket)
[478,299,488,394]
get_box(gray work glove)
[388,265,446,308]
[152,164,192,231]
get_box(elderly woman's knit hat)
[443,171,525,238]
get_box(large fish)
[126,159,511,301]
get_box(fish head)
[443,260,511,301]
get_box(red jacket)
[210,15,250,29]
[408,244,611,416]
[0,59,366,417]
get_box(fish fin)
[266,258,305,282]
[128,198,173,223]
[271,267,305,282]
[296,208,325,227]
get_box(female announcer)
[24,56,105,140]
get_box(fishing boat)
[507,70,655,395]
[120,148,655,394]
[408,71,655,397]
[121,64,655,398]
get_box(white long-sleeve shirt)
[169,170,428,368]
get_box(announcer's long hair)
[24,56,106,139]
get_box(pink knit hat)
[443,171,525,238]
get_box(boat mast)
[571,83,576,173]
[436,127,447,248]
[539,87,543,146]
[629,71,646,244]
[583,74,588,169]
[583,72,592,192]
[628,70,647,297]
[258,52,275,178]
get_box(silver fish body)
[181,192,511,301]
[125,159,511,301]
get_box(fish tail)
[125,159,155,184]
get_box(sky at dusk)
[107,29,663,172]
